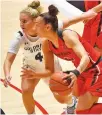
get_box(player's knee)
[21,79,37,94]
[22,87,34,95]
[22,85,35,95]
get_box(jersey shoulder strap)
[18,31,23,37]
[57,29,64,41]
[57,29,75,40]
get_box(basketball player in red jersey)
[84,1,101,11]
[83,0,102,55]
[21,5,102,114]
[62,2,102,55]
[63,2,102,27]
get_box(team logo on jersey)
[24,43,42,53]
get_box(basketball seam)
[51,88,71,92]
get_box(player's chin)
[23,29,28,34]
[22,29,26,33]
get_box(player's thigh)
[76,91,99,110]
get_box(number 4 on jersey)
[35,52,43,62]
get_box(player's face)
[20,13,36,33]
[35,16,51,38]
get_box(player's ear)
[46,24,52,31]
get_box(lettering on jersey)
[24,43,42,53]
[33,44,41,52]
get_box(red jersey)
[49,30,101,68]
[83,0,102,48]
[84,1,100,11]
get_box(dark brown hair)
[40,5,59,31]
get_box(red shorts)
[76,59,102,97]
[82,13,102,47]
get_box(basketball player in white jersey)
[3,1,76,114]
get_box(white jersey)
[8,20,63,72]
[22,34,45,72]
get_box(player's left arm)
[63,30,90,73]
[62,30,90,87]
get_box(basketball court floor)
[1,0,102,114]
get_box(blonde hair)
[20,0,43,18]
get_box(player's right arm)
[21,39,55,79]
[42,39,55,75]
[4,53,16,87]
[3,32,24,87]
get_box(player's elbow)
[46,69,54,77]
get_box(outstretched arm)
[62,2,102,28]
[92,2,102,13]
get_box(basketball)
[49,72,72,96]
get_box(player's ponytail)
[28,0,40,9]
[48,5,59,17]
[20,0,43,18]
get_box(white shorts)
[23,55,62,85]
